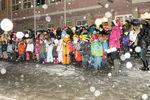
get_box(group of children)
[0,26,109,70]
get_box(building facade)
[0,0,150,32]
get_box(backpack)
[122,36,129,47]
[74,50,82,62]
[91,41,103,57]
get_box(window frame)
[36,0,45,6]
[12,0,20,11]
[115,14,132,25]
[22,0,32,10]
[47,23,54,30]
[48,0,62,5]
[66,21,72,27]
[76,20,87,26]
[37,24,44,30]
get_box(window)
[66,21,72,27]
[115,14,132,25]
[36,0,45,6]
[132,0,150,3]
[49,0,61,4]
[1,0,5,10]
[37,24,43,30]
[12,0,20,11]
[47,23,54,30]
[23,0,31,9]
[76,20,87,26]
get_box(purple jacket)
[109,26,122,49]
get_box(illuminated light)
[42,4,48,9]
[68,2,71,5]
[105,4,109,8]
[145,12,149,16]
[83,16,86,19]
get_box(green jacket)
[39,43,46,54]
[91,41,103,57]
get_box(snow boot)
[140,60,149,71]
[112,59,120,75]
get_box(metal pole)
[10,0,12,21]
[64,0,66,26]
[34,0,36,36]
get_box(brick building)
[0,0,150,32]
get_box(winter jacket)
[101,41,108,53]
[91,41,103,57]
[39,43,46,54]
[81,41,91,56]
[0,44,2,53]
[109,26,122,49]
[2,44,7,52]
[137,27,150,49]
[52,46,58,58]
[18,43,26,54]
[26,43,34,52]
[35,45,39,55]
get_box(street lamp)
[34,0,36,36]
[64,0,67,26]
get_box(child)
[18,40,26,60]
[2,41,7,59]
[46,38,53,63]
[39,40,46,63]
[35,42,40,62]
[101,36,108,65]
[26,40,34,61]
[0,41,3,59]
[91,36,104,70]
[57,39,63,63]
[53,39,59,64]
[7,41,13,59]
[81,38,91,68]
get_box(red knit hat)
[92,35,98,41]
[104,27,109,31]
[63,26,68,30]
[36,38,40,41]
[113,20,121,27]
[51,28,56,32]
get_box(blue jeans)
[89,56,94,67]
[82,55,89,67]
[40,53,46,61]
[94,56,102,70]
[102,52,107,64]
[19,54,25,60]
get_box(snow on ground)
[0,57,150,100]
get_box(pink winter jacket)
[109,26,122,49]
[35,45,40,55]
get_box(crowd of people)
[0,19,150,75]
